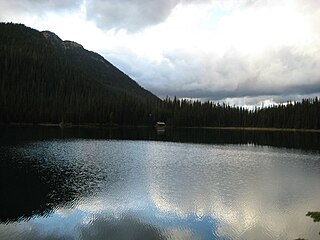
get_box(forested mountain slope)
[0,23,319,129]
[0,23,160,124]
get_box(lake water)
[1,126,320,240]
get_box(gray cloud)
[80,215,165,240]
[85,0,211,32]
[104,44,320,102]
[0,0,82,21]
[0,0,211,31]
[0,215,166,240]
[0,0,81,12]
[85,0,176,32]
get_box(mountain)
[1,23,319,129]
[0,23,161,125]
[41,30,157,100]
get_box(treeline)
[0,23,319,129]
[0,23,160,125]
[159,97,320,129]
[0,45,160,125]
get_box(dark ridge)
[0,22,160,125]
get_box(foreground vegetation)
[295,212,320,240]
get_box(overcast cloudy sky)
[1,0,320,106]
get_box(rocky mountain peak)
[42,31,62,44]
[42,31,83,50]
[62,40,83,49]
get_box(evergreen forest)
[0,23,319,129]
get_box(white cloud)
[146,144,320,239]
[88,0,320,103]
[1,0,320,104]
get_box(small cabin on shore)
[155,122,166,127]
[155,122,166,134]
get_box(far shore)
[1,122,320,133]
[186,126,320,133]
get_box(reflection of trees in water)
[0,147,105,223]
[1,126,319,151]
[1,126,319,224]
[164,128,320,151]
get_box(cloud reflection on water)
[145,143,320,239]
[1,139,320,239]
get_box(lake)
[1,126,320,240]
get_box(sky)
[1,0,320,106]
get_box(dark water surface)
[1,126,320,239]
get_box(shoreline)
[186,126,320,133]
[1,122,320,133]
